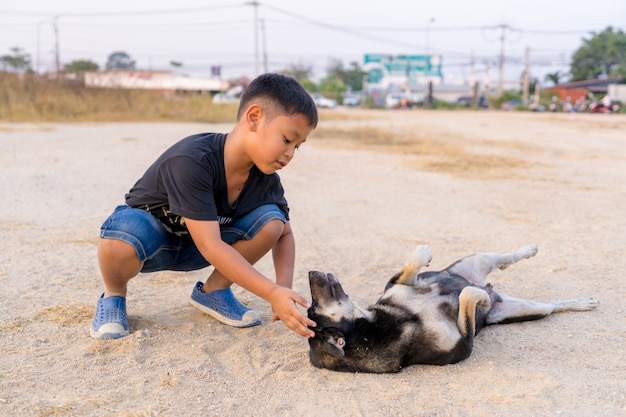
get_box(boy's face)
[252,111,313,174]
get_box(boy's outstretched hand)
[268,286,316,338]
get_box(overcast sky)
[2,0,625,84]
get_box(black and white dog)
[307,245,598,373]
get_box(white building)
[83,70,228,93]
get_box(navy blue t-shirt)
[125,132,289,230]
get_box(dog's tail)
[395,245,433,286]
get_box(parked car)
[343,93,361,107]
[311,93,337,109]
[213,85,243,104]
[456,96,489,109]
[529,102,546,112]
[385,92,413,109]
[501,99,523,110]
[212,93,239,104]
[501,98,546,111]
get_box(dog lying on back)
[307,245,598,373]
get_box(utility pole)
[470,50,477,105]
[425,18,435,55]
[497,24,506,97]
[522,47,530,105]
[247,1,260,77]
[469,50,475,87]
[36,20,44,73]
[53,16,61,74]
[261,19,268,73]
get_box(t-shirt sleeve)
[159,155,219,221]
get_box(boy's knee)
[98,238,140,264]
[257,218,285,242]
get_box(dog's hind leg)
[446,244,538,286]
[457,287,491,337]
[486,294,599,324]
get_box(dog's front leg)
[457,286,491,337]
[395,245,433,286]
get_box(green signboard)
[364,54,442,86]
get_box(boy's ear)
[245,104,263,132]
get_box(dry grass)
[85,336,140,356]
[36,304,94,327]
[0,303,93,332]
[0,73,238,123]
[310,125,538,179]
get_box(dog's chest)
[380,284,462,352]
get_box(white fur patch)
[382,285,461,351]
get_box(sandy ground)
[1,110,625,417]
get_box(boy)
[91,73,318,340]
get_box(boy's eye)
[284,136,301,150]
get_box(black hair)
[237,73,318,128]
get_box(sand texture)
[1,110,625,416]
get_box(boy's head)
[237,73,318,129]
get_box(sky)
[2,0,625,85]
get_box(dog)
[307,244,599,373]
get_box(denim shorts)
[100,204,286,273]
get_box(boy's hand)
[268,286,316,338]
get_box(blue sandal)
[90,294,129,339]
[189,281,261,328]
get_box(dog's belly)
[381,285,462,352]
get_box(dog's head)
[307,271,372,369]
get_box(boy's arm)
[271,221,295,322]
[272,220,295,289]
[184,218,316,338]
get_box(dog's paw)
[413,245,433,268]
[520,244,539,259]
[552,297,599,312]
[460,286,491,309]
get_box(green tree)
[325,58,366,91]
[64,59,99,73]
[281,61,314,82]
[0,47,31,72]
[570,26,626,81]
[105,51,136,70]
[318,76,345,101]
[281,61,316,91]
[544,71,562,86]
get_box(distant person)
[90,73,318,340]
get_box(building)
[83,70,229,93]
[546,77,623,101]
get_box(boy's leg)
[188,204,287,327]
[91,205,173,339]
[98,238,142,297]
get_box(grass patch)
[0,303,94,332]
[310,125,537,179]
[0,73,238,123]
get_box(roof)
[549,77,623,89]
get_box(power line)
[3,3,613,81]
[0,4,245,17]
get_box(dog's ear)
[322,332,346,359]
